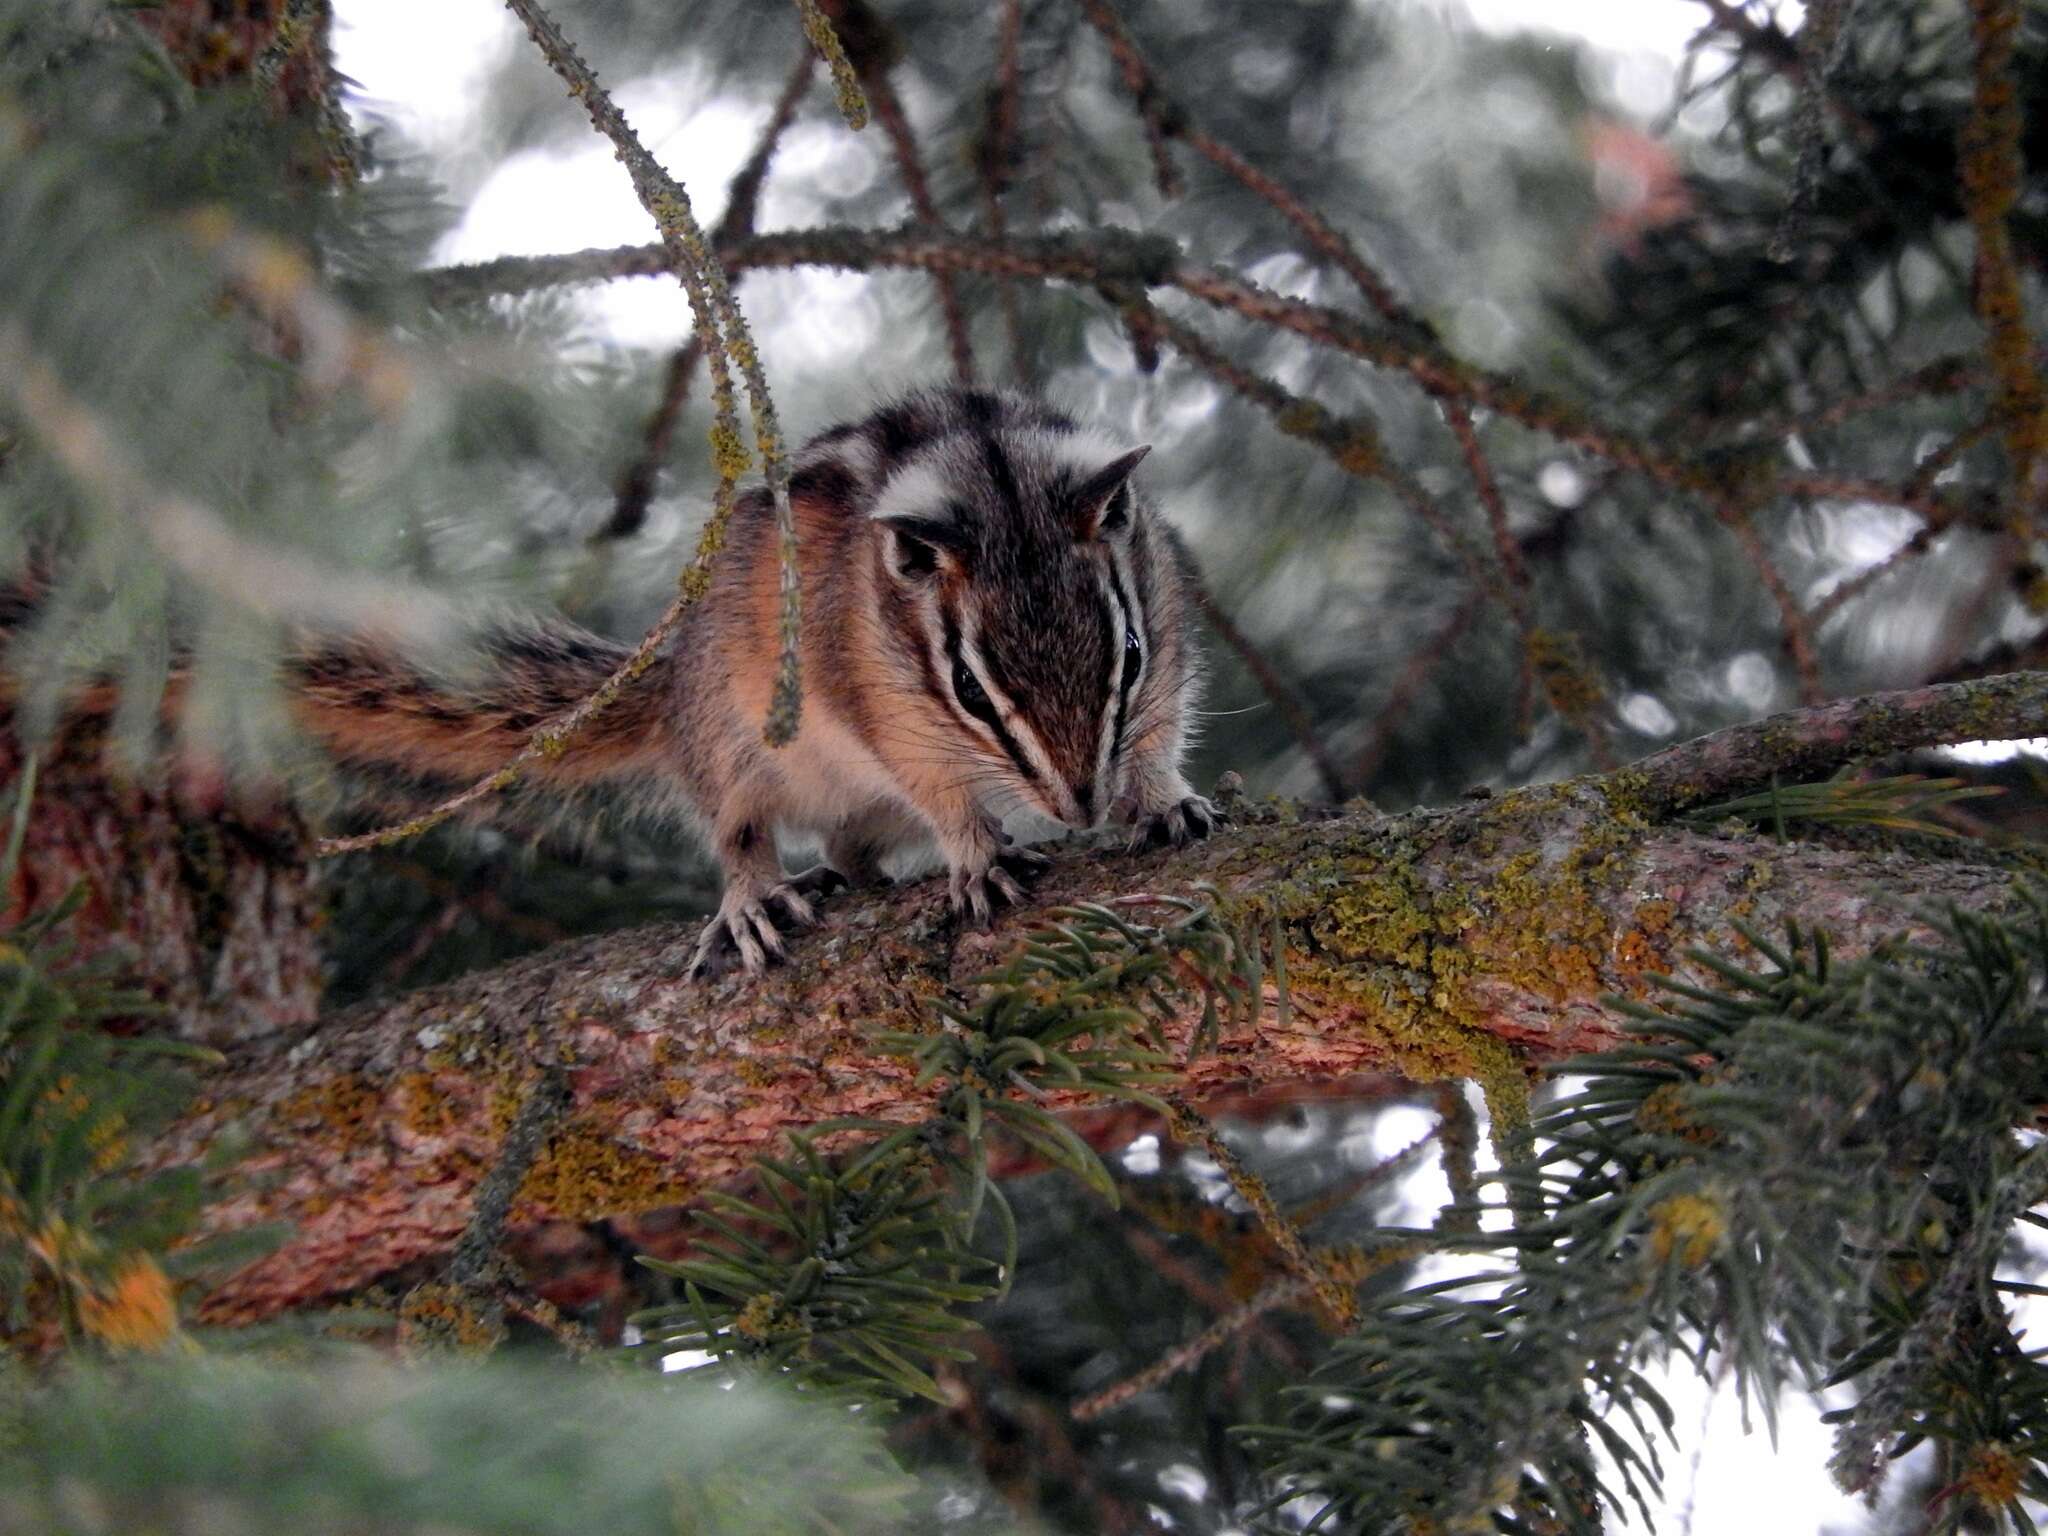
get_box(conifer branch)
[156,674,2048,1324]
[1631,669,2048,813]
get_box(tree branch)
[164,675,2048,1324]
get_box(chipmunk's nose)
[1069,779,1109,829]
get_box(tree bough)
[166,673,2048,1322]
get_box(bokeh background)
[5,0,2043,1529]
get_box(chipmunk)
[295,386,1217,977]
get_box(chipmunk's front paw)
[687,879,827,979]
[947,842,1052,927]
[1128,793,1221,852]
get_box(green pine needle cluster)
[633,894,1262,1403]
[1685,772,2004,841]
[1242,898,2048,1534]
[0,760,262,1361]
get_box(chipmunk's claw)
[947,843,1051,927]
[687,873,841,979]
[1128,794,1221,852]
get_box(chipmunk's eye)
[1125,627,1140,654]
[952,656,996,723]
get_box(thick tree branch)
[165,676,2048,1324]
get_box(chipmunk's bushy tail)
[1,577,678,794]
[290,618,676,789]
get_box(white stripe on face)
[918,589,1082,825]
[1095,545,1145,821]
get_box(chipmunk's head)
[851,389,1188,829]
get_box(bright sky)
[324,4,2019,1532]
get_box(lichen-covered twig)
[500,0,804,744]
[1163,1094,1358,1329]
[1631,669,2048,814]
[791,0,868,130]
[1958,0,2047,532]
[599,51,816,543]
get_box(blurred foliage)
[0,1354,978,1536]
[0,760,267,1362]
[1244,900,2048,1534]
[3,0,2048,1531]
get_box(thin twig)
[1722,501,1826,704]
[1350,588,1485,791]
[976,0,1030,381]
[1070,1272,1313,1421]
[1184,566,1351,803]
[1163,1094,1358,1330]
[501,0,804,744]
[1959,0,2047,531]
[1768,0,1858,263]
[1071,0,1181,199]
[1809,526,1939,625]
[1070,1233,1423,1422]
[600,51,815,543]
[862,68,976,381]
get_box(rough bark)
[160,676,2048,1324]
[0,714,323,1045]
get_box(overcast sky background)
[323,5,2037,1531]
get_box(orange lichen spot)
[78,1254,179,1352]
[1634,1084,1717,1147]
[1634,898,1675,934]
[516,1120,690,1222]
[275,1072,384,1147]
[1962,1443,2024,1508]
[734,1291,794,1342]
[399,1281,506,1355]
[1648,1192,1724,1269]
[397,1072,463,1140]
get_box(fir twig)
[1183,560,1352,804]
[860,64,976,383]
[1959,0,2047,529]
[1682,771,2003,840]
[500,0,805,746]
[409,227,2004,539]
[975,0,1030,382]
[1163,1094,1360,1330]
[1632,670,2048,815]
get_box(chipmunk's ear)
[876,513,972,583]
[871,461,973,583]
[1071,445,1151,540]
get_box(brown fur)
[5,388,1215,978]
